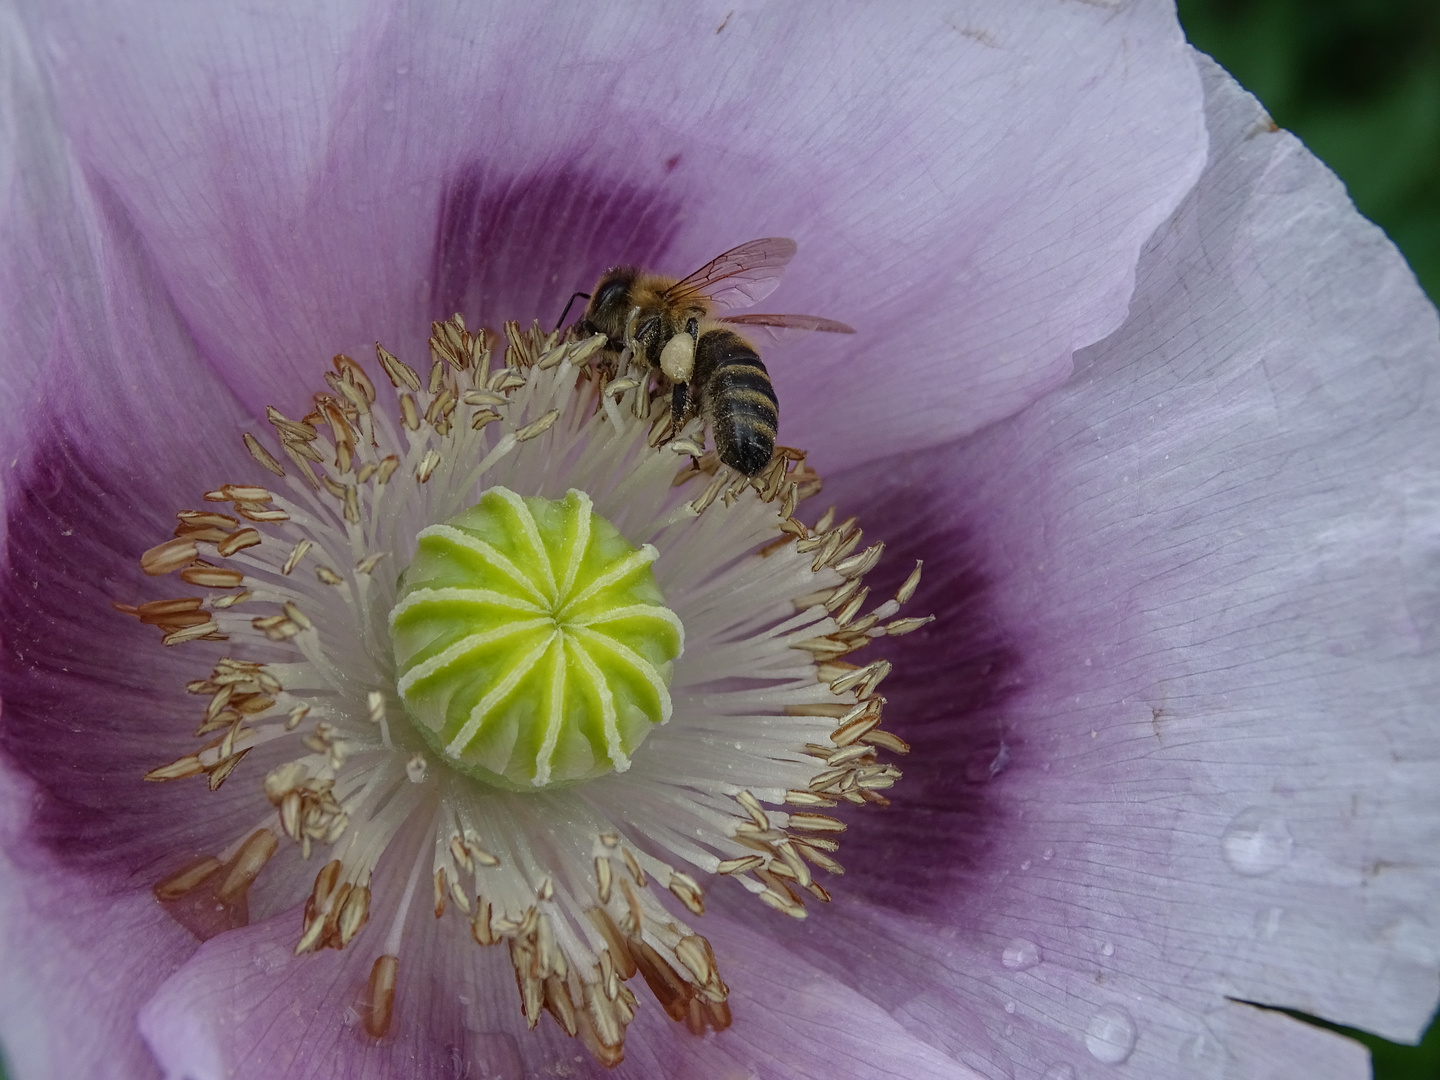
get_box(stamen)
[153,857,222,901]
[141,537,198,576]
[363,955,399,1038]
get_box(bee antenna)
[555,291,591,333]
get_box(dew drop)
[249,941,288,974]
[1004,1001,1016,1014]
[1179,1031,1225,1066]
[1043,847,1055,860]
[1221,808,1294,876]
[1085,1005,1137,1064]
[462,1032,524,1080]
[1001,937,1042,970]
[1100,941,1115,957]
[1254,905,1284,940]
[964,742,1011,782]
[1043,1066,1076,1080]
[1020,859,1032,870]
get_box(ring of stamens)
[128,314,931,1065]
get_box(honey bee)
[565,238,854,475]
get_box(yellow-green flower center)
[390,487,683,789]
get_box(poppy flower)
[1,3,1435,1080]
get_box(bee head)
[580,267,639,344]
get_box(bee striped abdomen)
[693,329,777,476]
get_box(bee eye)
[595,278,630,310]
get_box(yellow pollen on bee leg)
[659,332,695,383]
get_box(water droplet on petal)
[1179,1031,1225,1067]
[964,742,1011,782]
[1221,808,1294,876]
[1255,905,1284,940]
[1004,1001,1016,1014]
[1001,937,1042,970]
[1020,859,1032,870]
[1042,847,1055,860]
[461,1032,525,1080]
[1085,1005,1137,1064]
[1043,1066,1076,1080]
[249,941,288,974]
[1100,941,1115,957]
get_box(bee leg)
[671,382,692,432]
[630,314,664,371]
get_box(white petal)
[815,52,1440,1077]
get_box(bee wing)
[716,313,857,335]
[664,238,798,311]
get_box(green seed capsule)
[390,487,683,789]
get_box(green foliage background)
[1181,0,1440,1076]
[1182,0,1440,303]
[0,6,1435,1080]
